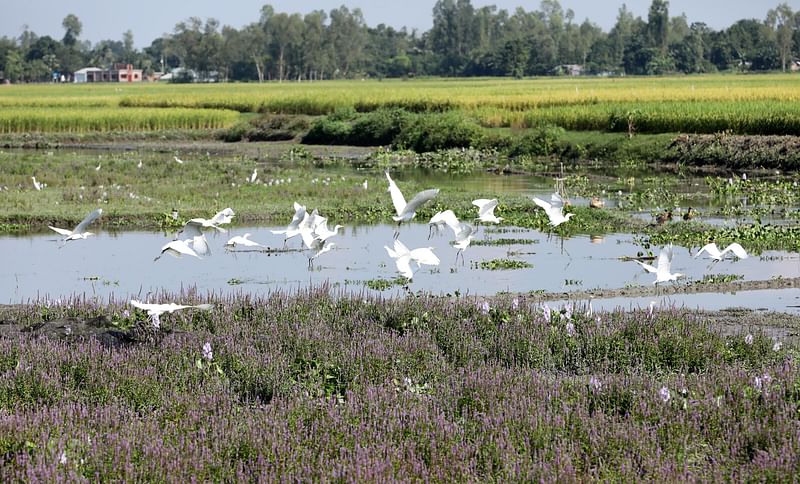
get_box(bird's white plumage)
[173,156,184,164]
[384,239,440,279]
[155,240,201,261]
[695,242,748,261]
[385,171,439,222]
[48,208,103,242]
[473,198,503,223]
[225,233,263,248]
[634,245,683,285]
[532,192,574,227]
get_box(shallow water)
[2,223,798,312]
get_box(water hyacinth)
[0,289,796,481]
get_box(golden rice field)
[1,74,799,134]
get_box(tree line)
[1,1,798,83]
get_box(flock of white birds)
[43,166,750,324]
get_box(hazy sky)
[2,0,798,48]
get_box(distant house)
[73,64,143,83]
[554,64,584,76]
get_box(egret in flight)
[385,171,439,238]
[271,202,307,245]
[130,299,213,328]
[384,239,440,280]
[154,239,201,261]
[694,242,748,262]
[473,198,503,224]
[225,233,264,249]
[48,208,103,244]
[634,244,684,287]
[532,192,574,227]
[186,208,235,233]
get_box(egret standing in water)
[385,171,439,238]
[48,208,103,245]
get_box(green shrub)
[394,112,484,152]
[349,108,411,146]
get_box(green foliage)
[474,258,532,270]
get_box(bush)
[349,108,411,146]
[506,125,566,158]
[393,112,484,152]
[302,118,353,145]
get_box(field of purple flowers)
[0,289,797,481]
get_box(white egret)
[48,208,103,244]
[95,163,101,171]
[130,299,213,328]
[312,218,343,243]
[384,239,440,280]
[362,179,368,190]
[694,242,748,262]
[428,210,458,238]
[451,222,477,265]
[271,202,307,244]
[178,220,213,256]
[173,156,185,164]
[225,233,264,248]
[634,244,684,286]
[31,176,43,191]
[249,168,258,184]
[532,192,574,227]
[154,240,201,261]
[186,208,235,233]
[308,241,336,269]
[472,198,503,224]
[137,160,143,169]
[385,171,439,237]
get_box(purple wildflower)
[659,386,671,403]
[744,334,753,345]
[202,342,213,361]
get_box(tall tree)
[647,0,669,52]
[766,3,795,71]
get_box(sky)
[2,0,799,48]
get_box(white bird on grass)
[384,239,440,280]
[130,299,213,328]
[173,156,185,164]
[634,244,684,286]
[48,208,102,244]
[532,192,574,227]
[694,242,748,262]
[31,176,43,191]
[154,240,201,261]
[249,168,258,184]
[137,160,143,169]
[225,233,264,249]
[473,198,503,224]
[385,171,439,238]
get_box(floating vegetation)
[694,274,745,285]
[362,277,409,291]
[474,258,532,270]
[473,238,538,246]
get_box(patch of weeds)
[694,274,744,285]
[473,238,538,246]
[0,223,28,234]
[363,277,409,291]
[473,258,532,270]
